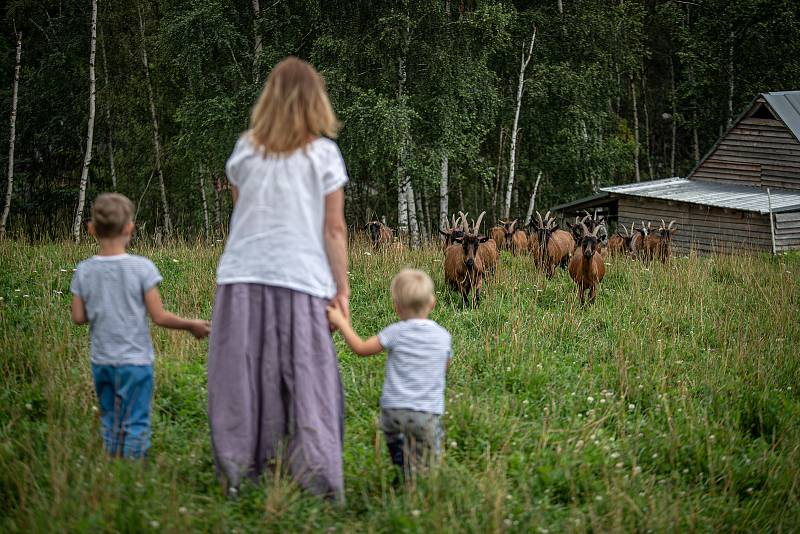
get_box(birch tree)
[72,2,98,241]
[523,171,542,227]
[252,0,262,83]
[0,31,22,239]
[100,30,117,190]
[198,165,210,242]
[630,74,641,182]
[439,154,448,232]
[503,27,536,219]
[138,4,173,235]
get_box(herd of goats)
[365,211,679,305]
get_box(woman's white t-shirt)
[216,135,348,299]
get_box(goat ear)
[439,230,451,237]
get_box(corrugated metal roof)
[763,91,800,142]
[600,177,800,215]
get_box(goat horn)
[668,220,676,230]
[475,211,486,234]
[621,223,628,235]
[592,225,601,236]
[544,211,551,222]
[536,211,543,227]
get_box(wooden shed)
[553,91,800,254]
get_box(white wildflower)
[709,434,715,441]
[651,453,658,459]
[616,462,624,469]
[25,403,32,410]
[14,289,20,292]
[600,398,606,404]
[449,441,457,449]
[60,268,67,272]
[575,440,584,448]
[595,495,603,502]
[610,452,620,459]
[587,396,594,403]
[633,466,642,475]
[178,506,187,514]
[411,510,420,518]
[523,399,529,404]
[150,520,160,528]
[628,404,635,411]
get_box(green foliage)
[0,239,799,530]
[1,1,799,236]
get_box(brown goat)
[443,212,490,306]
[608,223,635,257]
[568,224,606,304]
[439,213,466,251]
[365,220,393,249]
[490,225,506,250]
[643,220,678,262]
[471,212,499,274]
[530,211,574,278]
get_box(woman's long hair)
[248,57,339,154]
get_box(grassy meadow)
[1,237,799,532]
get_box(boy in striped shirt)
[327,269,452,480]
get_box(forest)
[1,0,799,241]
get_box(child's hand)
[326,304,346,330]
[188,320,211,339]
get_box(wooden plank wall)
[775,211,800,251]
[690,117,800,190]
[617,197,774,254]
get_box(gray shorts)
[380,408,443,462]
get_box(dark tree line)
[1,0,798,240]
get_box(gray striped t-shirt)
[378,319,452,414]
[70,254,163,366]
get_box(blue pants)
[91,364,154,458]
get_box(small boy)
[327,269,451,479]
[70,193,210,458]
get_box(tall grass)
[1,238,798,532]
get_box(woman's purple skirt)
[208,283,344,501]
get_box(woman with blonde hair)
[208,57,349,502]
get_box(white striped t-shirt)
[70,254,163,366]
[378,319,452,415]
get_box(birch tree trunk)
[213,176,222,239]
[396,15,411,241]
[640,72,653,180]
[439,155,449,231]
[412,181,425,243]
[504,27,536,219]
[252,0,262,83]
[405,181,419,246]
[72,3,98,242]
[0,31,22,239]
[138,4,172,235]
[630,74,641,182]
[524,171,542,227]
[727,27,734,128]
[669,56,677,177]
[100,30,117,190]
[198,166,210,242]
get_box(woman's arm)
[324,188,350,321]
